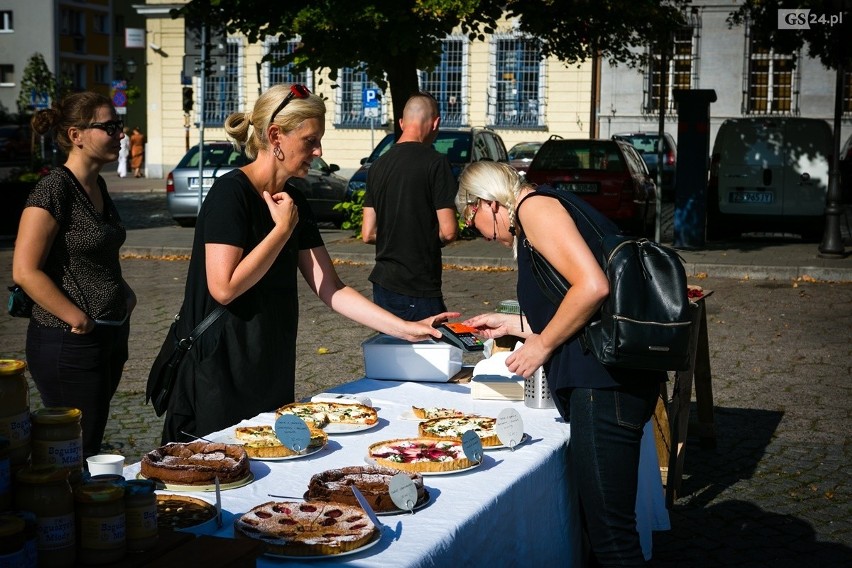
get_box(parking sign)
[363,88,380,118]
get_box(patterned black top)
[25,166,127,329]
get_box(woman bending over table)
[456,161,663,567]
[159,84,454,443]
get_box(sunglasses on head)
[269,84,311,124]
[84,120,124,136]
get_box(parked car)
[524,136,656,236]
[166,142,348,227]
[0,124,33,163]
[840,132,852,204]
[507,141,543,176]
[346,127,509,196]
[706,117,832,241]
[611,132,677,201]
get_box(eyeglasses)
[269,84,311,124]
[84,120,124,136]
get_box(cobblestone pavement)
[0,192,850,566]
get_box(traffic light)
[182,87,193,113]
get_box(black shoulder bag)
[146,306,226,417]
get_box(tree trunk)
[382,54,421,140]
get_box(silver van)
[707,117,832,241]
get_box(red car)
[524,137,657,236]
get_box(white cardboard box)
[361,334,463,382]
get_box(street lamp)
[114,56,137,82]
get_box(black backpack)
[518,187,692,372]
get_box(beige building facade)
[137,2,592,179]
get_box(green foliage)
[334,189,366,237]
[16,54,59,115]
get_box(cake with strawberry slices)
[367,436,473,473]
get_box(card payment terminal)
[438,323,485,352]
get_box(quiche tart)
[275,401,378,429]
[234,500,378,556]
[368,436,473,473]
[305,465,426,513]
[411,406,466,420]
[418,415,500,447]
[234,425,328,459]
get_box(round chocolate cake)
[306,465,425,512]
[140,441,250,485]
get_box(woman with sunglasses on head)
[456,161,663,567]
[13,92,137,459]
[158,84,455,443]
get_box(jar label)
[37,513,75,551]
[125,505,158,538]
[80,515,125,549]
[31,438,83,469]
[0,411,31,446]
[0,456,9,493]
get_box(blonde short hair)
[223,84,325,159]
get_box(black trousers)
[26,321,129,458]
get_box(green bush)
[334,189,365,238]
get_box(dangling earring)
[273,146,283,161]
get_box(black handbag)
[7,285,34,318]
[146,306,226,417]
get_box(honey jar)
[74,481,126,564]
[123,480,158,552]
[14,465,76,568]
[0,438,10,512]
[0,359,31,468]
[0,514,26,567]
[7,511,38,568]
[30,407,83,473]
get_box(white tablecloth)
[125,378,669,566]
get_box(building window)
[844,71,852,116]
[0,11,13,32]
[745,34,798,114]
[0,64,14,86]
[645,25,699,114]
[93,14,109,34]
[419,37,467,127]
[60,62,86,91]
[263,37,310,91]
[334,66,382,128]
[94,63,108,85]
[202,38,243,125]
[489,35,545,128]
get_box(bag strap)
[177,305,226,351]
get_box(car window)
[472,133,490,161]
[367,134,396,163]
[176,145,248,168]
[533,141,622,171]
[621,145,648,174]
[483,132,507,162]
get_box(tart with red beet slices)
[234,500,378,557]
[367,436,473,473]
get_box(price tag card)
[461,429,483,463]
[389,473,419,512]
[495,408,525,449]
[274,414,311,452]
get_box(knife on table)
[214,475,223,529]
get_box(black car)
[346,127,509,197]
[612,132,677,201]
[166,142,348,227]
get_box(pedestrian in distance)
[157,83,457,443]
[456,161,664,567]
[361,91,458,321]
[117,126,129,178]
[130,126,145,177]
[13,92,137,459]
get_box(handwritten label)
[389,473,419,512]
[495,408,525,449]
[274,414,311,452]
[461,430,483,463]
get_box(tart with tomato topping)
[367,436,472,473]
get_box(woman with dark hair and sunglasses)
[158,84,455,443]
[13,92,137,459]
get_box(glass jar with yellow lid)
[74,481,126,564]
[0,359,31,468]
[30,407,83,472]
[14,465,76,568]
[123,479,158,552]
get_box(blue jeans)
[557,383,659,567]
[372,283,447,322]
[26,321,129,458]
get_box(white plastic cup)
[86,454,125,476]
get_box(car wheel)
[175,217,196,228]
